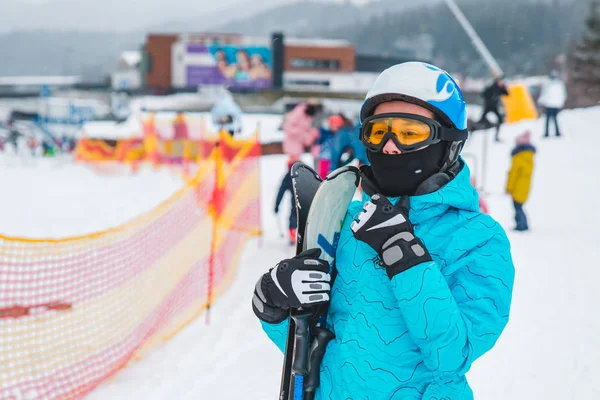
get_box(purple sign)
[184,44,272,90]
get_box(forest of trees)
[323,0,587,77]
[568,0,600,107]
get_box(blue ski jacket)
[261,163,514,399]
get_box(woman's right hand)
[252,249,331,323]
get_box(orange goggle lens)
[363,117,432,146]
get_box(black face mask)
[366,141,447,197]
[305,104,317,116]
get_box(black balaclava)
[366,140,447,197]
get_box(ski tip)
[291,162,322,182]
[325,165,360,185]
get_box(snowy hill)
[0,160,184,238]
[1,107,599,399]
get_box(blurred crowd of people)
[0,120,77,157]
[275,99,368,243]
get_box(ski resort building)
[141,32,415,94]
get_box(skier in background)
[26,136,38,156]
[506,130,536,231]
[538,71,567,138]
[274,157,299,245]
[211,94,243,137]
[253,62,514,399]
[316,115,344,179]
[330,113,367,170]
[282,101,319,162]
[477,77,509,141]
[6,121,21,155]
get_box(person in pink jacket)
[282,102,319,159]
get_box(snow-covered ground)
[1,107,599,399]
[0,159,183,238]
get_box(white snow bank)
[0,159,183,238]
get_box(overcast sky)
[3,0,374,33]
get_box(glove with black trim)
[351,194,432,279]
[252,248,331,324]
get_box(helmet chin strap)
[440,141,464,177]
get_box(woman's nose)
[383,140,402,154]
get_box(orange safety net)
[0,132,261,399]
[74,138,146,164]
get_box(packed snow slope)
[1,108,598,399]
[0,159,183,238]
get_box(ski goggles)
[360,113,468,153]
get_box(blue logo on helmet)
[423,63,467,130]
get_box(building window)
[290,58,340,70]
[286,79,330,87]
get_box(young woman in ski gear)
[274,157,300,244]
[538,71,567,138]
[282,102,319,160]
[506,130,536,231]
[254,62,514,400]
[253,248,331,324]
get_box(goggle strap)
[439,128,468,142]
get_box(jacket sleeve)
[506,155,522,194]
[260,319,290,353]
[317,128,331,145]
[390,221,514,377]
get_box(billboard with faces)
[183,44,272,90]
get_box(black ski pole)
[303,326,335,400]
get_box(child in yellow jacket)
[506,130,536,231]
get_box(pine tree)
[568,0,600,107]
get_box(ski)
[279,162,322,400]
[280,164,360,400]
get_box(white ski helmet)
[360,62,468,171]
[360,62,467,129]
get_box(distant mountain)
[0,31,143,80]
[207,0,565,36]
[210,0,445,36]
[213,2,362,36]
[149,0,296,33]
[321,0,587,76]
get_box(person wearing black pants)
[544,107,561,137]
[538,71,567,138]
[512,200,528,231]
[274,159,298,244]
[478,78,509,142]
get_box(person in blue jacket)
[252,62,514,399]
[330,113,368,170]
